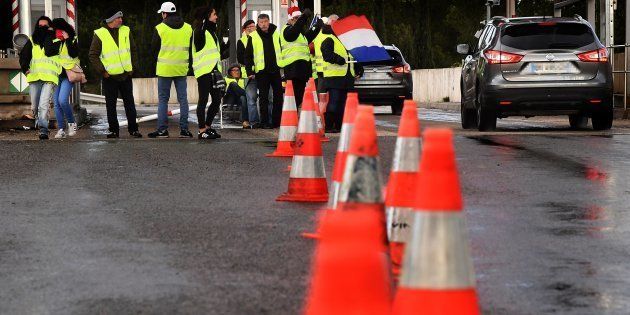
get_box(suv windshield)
[501,23,595,50]
[360,49,404,66]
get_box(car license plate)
[529,62,579,74]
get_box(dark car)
[458,16,613,131]
[355,45,413,115]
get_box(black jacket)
[19,29,60,74]
[320,25,363,90]
[281,14,320,81]
[151,14,193,76]
[193,20,230,73]
[245,24,280,76]
[236,36,248,66]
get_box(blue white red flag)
[331,15,390,63]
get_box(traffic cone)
[336,105,384,213]
[385,100,422,278]
[303,209,391,315]
[267,80,299,157]
[305,83,330,143]
[392,128,479,315]
[328,93,359,210]
[277,94,329,202]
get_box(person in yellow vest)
[321,18,363,133]
[313,14,338,93]
[223,64,249,128]
[19,16,60,140]
[50,18,79,139]
[192,5,229,140]
[88,8,142,139]
[148,2,193,139]
[280,6,319,108]
[237,20,260,128]
[244,14,283,129]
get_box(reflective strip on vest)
[192,30,221,78]
[392,137,421,172]
[27,41,61,84]
[323,36,355,78]
[399,211,476,289]
[94,26,132,75]
[225,77,245,89]
[290,156,326,178]
[313,31,333,73]
[156,22,192,77]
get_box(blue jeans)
[29,80,56,135]
[245,78,260,123]
[158,76,189,131]
[53,76,75,130]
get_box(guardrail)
[80,92,123,106]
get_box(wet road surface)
[1,106,630,314]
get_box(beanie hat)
[104,8,123,23]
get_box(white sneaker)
[54,129,66,139]
[67,123,77,137]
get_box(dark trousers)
[292,78,307,108]
[256,71,283,127]
[103,76,138,133]
[325,88,348,131]
[196,73,223,129]
[223,83,247,121]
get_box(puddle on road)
[542,202,610,237]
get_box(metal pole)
[229,0,238,64]
[12,0,20,38]
[314,0,321,16]
[486,4,491,22]
[626,0,629,110]
[588,0,596,28]
[45,0,53,18]
[272,0,280,25]
[19,0,31,36]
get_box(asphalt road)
[1,106,630,314]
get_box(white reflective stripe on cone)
[337,124,353,152]
[328,180,342,209]
[386,206,414,242]
[290,156,326,178]
[278,126,298,142]
[283,96,297,111]
[392,137,421,172]
[297,111,319,133]
[338,155,384,204]
[400,211,476,289]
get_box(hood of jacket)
[257,24,277,38]
[163,14,185,29]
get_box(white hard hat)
[157,2,176,14]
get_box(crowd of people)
[19,2,363,140]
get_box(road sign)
[9,70,28,93]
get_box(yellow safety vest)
[225,77,245,90]
[313,31,333,73]
[279,24,311,66]
[249,29,283,72]
[155,22,192,77]
[192,30,221,78]
[94,26,132,75]
[26,39,61,84]
[240,34,252,74]
[59,38,79,70]
[323,36,355,78]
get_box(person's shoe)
[67,123,77,137]
[54,129,66,139]
[39,133,49,140]
[242,121,251,129]
[148,129,169,138]
[106,131,119,139]
[198,130,218,140]
[208,128,221,139]
[180,129,193,138]
[129,131,143,138]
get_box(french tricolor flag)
[332,15,390,63]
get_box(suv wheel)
[592,109,613,130]
[461,103,478,129]
[391,99,403,116]
[569,114,589,130]
[476,95,496,131]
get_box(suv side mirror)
[457,44,471,55]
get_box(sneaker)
[209,128,221,139]
[39,133,49,140]
[180,129,193,138]
[54,129,66,139]
[242,121,251,129]
[106,131,119,139]
[198,130,217,140]
[67,123,77,137]
[148,129,169,138]
[129,131,143,138]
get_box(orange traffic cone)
[385,100,422,278]
[267,80,299,157]
[303,209,391,315]
[336,105,384,213]
[392,128,479,315]
[277,94,329,202]
[305,83,330,143]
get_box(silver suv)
[458,16,613,131]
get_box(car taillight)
[577,48,609,62]
[392,64,411,73]
[484,50,524,64]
